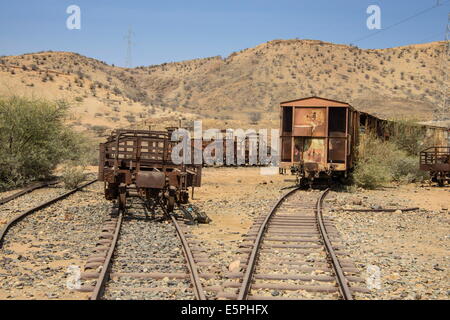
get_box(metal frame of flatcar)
[420,146,450,186]
[99,129,201,212]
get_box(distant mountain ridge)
[0,39,447,132]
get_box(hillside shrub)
[353,134,426,189]
[249,112,261,124]
[61,164,88,189]
[384,119,431,156]
[0,96,86,190]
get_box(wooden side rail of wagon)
[420,146,450,186]
[99,129,202,214]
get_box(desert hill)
[0,39,448,134]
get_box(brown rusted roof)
[280,96,351,107]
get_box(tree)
[0,96,83,190]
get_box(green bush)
[385,119,431,156]
[0,96,83,190]
[353,159,391,189]
[61,164,88,189]
[391,156,428,184]
[353,134,426,189]
[66,131,99,166]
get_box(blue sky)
[0,0,448,67]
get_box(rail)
[0,180,58,206]
[236,187,299,300]
[90,212,123,300]
[236,188,354,300]
[89,213,206,300]
[316,189,352,300]
[0,179,97,247]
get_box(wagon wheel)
[119,192,126,211]
[167,195,175,213]
[118,183,127,213]
[180,191,189,204]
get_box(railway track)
[0,180,59,206]
[0,179,97,246]
[79,198,216,300]
[218,188,369,300]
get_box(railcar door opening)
[281,106,293,162]
[328,107,347,164]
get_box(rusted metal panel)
[99,129,202,212]
[98,143,105,181]
[293,108,326,137]
[328,138,346,163]
[420,146,450,186]
[136,171,165,189]
[420,147,450,171]
[302,138,326,164]
[279,96,355,183]
[192,166,202,187]
[281,96,350,107]
[167,170,181,188]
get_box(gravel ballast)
[0,182,110,300]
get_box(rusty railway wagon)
[279,96,450,186]
[420,146,450,186]
[197,130,269,166]
[280,97,359,186]
[98,129,201,213]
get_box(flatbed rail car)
[420,146,450,186]
[279,96,359,186]
[98,129,202,213]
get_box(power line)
[418,31,445,43]
[351,0,450,45]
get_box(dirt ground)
[328,184,449,300]
[1,167,448,300]
[190,167,292,241]
[0,182,109,300]
[188,168,449,300]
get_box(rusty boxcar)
[98,129,202,214]
[279,97,359,186]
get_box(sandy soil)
[328,184,449,300]
[190,167,292,242]
[0,182,110,300]
[188,168,449,300]
[1,167,448,300]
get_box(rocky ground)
[0,181,110,299]
[0,167,448,300]
[187,168,449,300]
[0,183,68,223]
[101,199,196,300]
[328,185,449,300]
